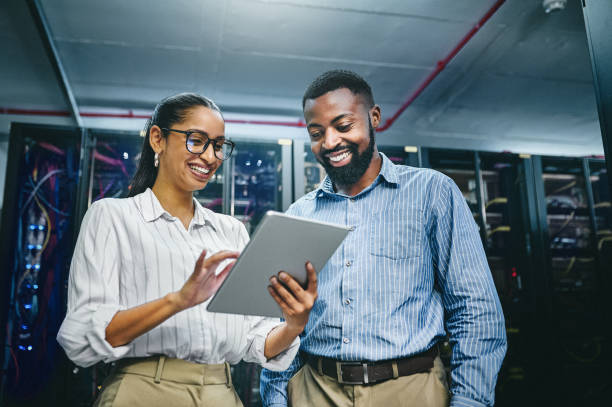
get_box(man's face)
[304,88,378,187]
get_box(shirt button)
[344,299,351,305]
[343,337,350,344]
[345,261,352,267]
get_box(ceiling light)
[542,0,566,13]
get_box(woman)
[57,93,316,406]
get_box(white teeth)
[189,165,210,174]
[328,152,350,162]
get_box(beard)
[316,119,376,187]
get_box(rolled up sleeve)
[56,200,132,367]
[243,317,300,371]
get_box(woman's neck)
[151,180,194,228]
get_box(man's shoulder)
[292,189,319,205]
[286,189,320,216]
[392,164,448,186]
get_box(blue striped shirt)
[260,153,507,407]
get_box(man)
[261,70,506,407]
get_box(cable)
[14,197,52,306]
[485,197,508,210]
[550,211,576,243]
[27,177,70,216]
[9,347,19,386]
[551,180,577,195]
[561,257,575,276]
[487,225,511,237]
[34,196,51,251]
[19,169,64,217]
[594,201,611,208]
[562,340,602,364]
[598,236,612,251]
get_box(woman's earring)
[154,152,159,168]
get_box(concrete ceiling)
[0,0,604,156]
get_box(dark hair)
[128,92,222,197]
[302,70,375,108]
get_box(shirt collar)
[315,152,399,199]
[135,188,215,229]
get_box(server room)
[0,0,610,406]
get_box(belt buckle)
[336,361,369,385]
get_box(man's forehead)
[304,88,367,122]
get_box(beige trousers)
[93,356,243,407]
[287,356,449,407]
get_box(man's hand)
[267,261,318,334]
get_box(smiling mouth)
[327,151,351,162]
[189,164,211,177]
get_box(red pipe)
[0,107,71,117]
[224,118,305,127]
[376,0,506,132]
[0,0,504,132]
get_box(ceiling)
[0,0,604,156]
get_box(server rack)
[0,123,84,406]
[532,157,610,405]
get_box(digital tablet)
[206,211,350,318]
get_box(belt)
[115,356,232,387]
[301,346,438,385]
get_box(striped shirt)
[57,188,298,370]
[260,153,507,407]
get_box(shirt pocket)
[369,206,423,259]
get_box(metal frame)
[281,143,293,211]
[582,0,612,194]
[473,152,488,245]
[292,138,306,201]
[26,0,82,127]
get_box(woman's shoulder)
[86,196,138,218]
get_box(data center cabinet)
[535,156,610,405]
[0,123,85,406]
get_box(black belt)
[301,346,438,385]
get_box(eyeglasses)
[161,128,235,161]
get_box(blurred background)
[0,0,610,406]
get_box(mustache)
[319,143,357,157]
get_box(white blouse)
[57,188,298,370]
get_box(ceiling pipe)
[2,0,505,132]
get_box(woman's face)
[156,105,226,192]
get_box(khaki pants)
[93,356,243,407]
[287,356,449,407]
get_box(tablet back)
[206,211,350,318]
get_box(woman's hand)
[172,249,239,311]
[267,262,318,334]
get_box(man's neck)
[334,152,383,197]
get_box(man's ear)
[370,105,381,128]
[149,125,165,154]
